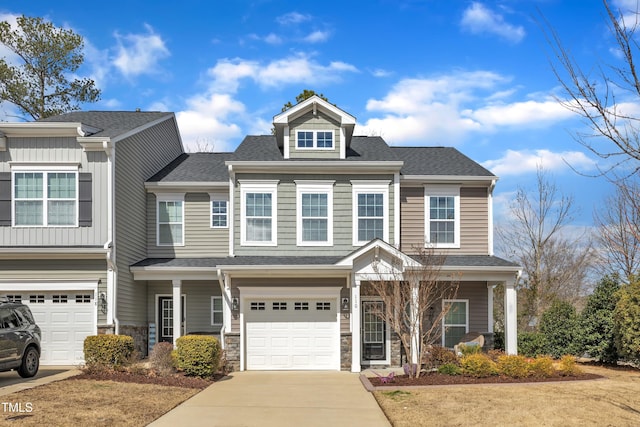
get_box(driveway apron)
[149,371,391,427]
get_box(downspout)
[488,179,496,256]
[104,140,120,334]
[228,165,235,257]
[217,268,226,349]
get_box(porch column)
[504,277,518,355]
[410,284,419,365]
[487,284,495,333]
[172,279,182,347]
[351,278,361,373]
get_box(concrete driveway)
[150,371,391,427]
[0,367,79,397]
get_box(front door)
[362,301,386,361]
[158,296,185,343]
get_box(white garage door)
[245,298,339,370]
[5,292,95,365]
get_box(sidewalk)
[149,371,391,427]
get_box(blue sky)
[0,1,630,229]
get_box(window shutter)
[78,173,92,227]
[0,172,10,226]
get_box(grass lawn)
[0,379,199,426]
[374,365,640,426]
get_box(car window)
[15,307,34,325]
[0,308,19,329]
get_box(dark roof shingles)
[40,111,172,138]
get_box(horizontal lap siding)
[457,281,489,333]
[115,118,184,325]
[400,186,424,252]
[460,187,489,254]
[147,193,229,257]
[289,111,341,160]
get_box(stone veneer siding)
[340,333,352,371]
[224,333,241,372]
[118,325,148,356]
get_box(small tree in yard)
[539,300,580,358]
[368,246,460,379]
[578,275,621,364]
[613,277,640,364]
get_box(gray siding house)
[0,112,183,363]
[131,97,520,372]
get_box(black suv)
[0,298,41,378]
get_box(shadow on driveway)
[0,368,70,389]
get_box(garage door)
[245,298,339,370]
[4,292,95,365]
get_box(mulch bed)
[368,371,603,387]
[68,370,222,389]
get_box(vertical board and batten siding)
[229,277,346,333]
[400,185,489,255]
[146,281,222,335]
[114,118,184,325]
[0,137,109,246]
[459,187,489,254]
[0,259,109,324]
[288,111,342,159]
[146,192,229,257]
[233,173,395,257]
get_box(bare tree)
[546,0,640,177]
[496,167,594,329]
[367,246,460,378]
[594,179,640,281]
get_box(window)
[211,200,228,228]
[442,300,468,348]
[29,295,44,304]
[296,130,334,149]
[352,182,389,245]
[316,302,331,311]
[211,296,223,325]
[272,302,287,310]
[250,302,265,311]
[13,170,78,226]
[294,302,309,311]
[75,294,91,303]
[296,181,334,246]
[240,181,278,246]
[157,194,184,246]
[5,295,21,303]
[53,295,68,303]
[425,186,460,248]
[362,301,386,361]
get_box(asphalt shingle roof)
[148,152,234,183]
[132,256,344,268]
[393,147,496,177]
[40,111,173,138]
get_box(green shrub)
[578,275,621,363]
[423,345,458,369]
[84,335,134,369]
[149,341,176,376]
[460,353,497,378]
[613,279,640,364]
[518,332,548,357]
[558,355,582,376]
[496,355,531,378]
[540,300,580,358]
[438,363,461,375]
[492,331,505,351]
[174,335,221,377]
[529,355,555,378]
[459,343,482,356]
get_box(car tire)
[17,347,39,378]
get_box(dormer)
[273,95,356,160]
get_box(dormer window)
[296,130,333,149]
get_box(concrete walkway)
[0,367,79,397]
[149,371,391,427]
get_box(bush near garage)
[84,334,134,370]
[174,335,221,378]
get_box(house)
[131,96,520,372]
[0,96,520,371]
[0,112,184,364]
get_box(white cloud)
[304,30,330,43]
[464,99,575,128]
[0,14,20,64]
[460,2,525,43]
[612,0,640,27]
[176,93,246,152]
[276,12,311,25]
[482,149,597,176]
[113,24,170,78]
[264,33,283,44]
[207,54,358,93]
[371,68,393,78]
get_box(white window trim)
[209,192,229,229]
[11,166,79,228]
[296,129,335,150]
[360,297,391,366]
[352,181,390,246]
[295,180,334,247]
[240,180,278,246]
[211,296,223,325]
[425,185,461,249]
[442,299,469,348]
[156,193,185,247]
